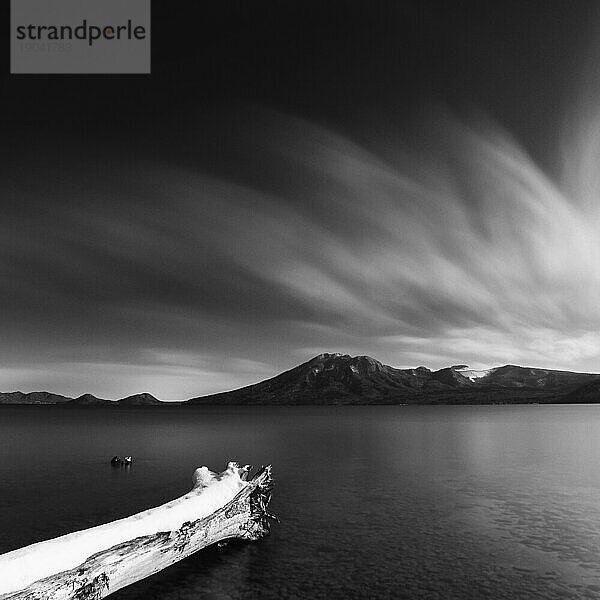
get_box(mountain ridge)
[0,391,166,406]
[186,353,600,405]
[1,353,600,405]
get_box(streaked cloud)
[3,95,600,397]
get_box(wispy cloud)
[3,94,600,396]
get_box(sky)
[2,0,600,400]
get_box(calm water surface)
[2,405,600,599]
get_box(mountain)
[188,353,419,405]
[1,354,599,405]
[117,393,162,405]
[0,391,71,405]
[0,391,166,406]
[565,379,600,402]
[187,353,600,405]
[67,394,112,406]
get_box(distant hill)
[2,353,599,405]
[186,353,600,405]
[117,393,162,406]
[0,392,166,406]
[0,391,71,405]
[67,394,112,406]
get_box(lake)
[2,405,600,598]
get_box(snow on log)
[0,462,275,599]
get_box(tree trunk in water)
[0,463,275,600]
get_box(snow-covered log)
[0,462,275,599]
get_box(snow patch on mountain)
[454,367,495,381]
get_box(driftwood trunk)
[0,463,275,600]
